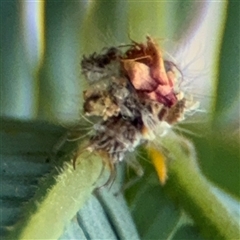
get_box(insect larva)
[75,36,199,185]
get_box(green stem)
[8,148,102,240]
[161,133,239,240]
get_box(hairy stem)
[8,148,102,240]
[161,132,239,240]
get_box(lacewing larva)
[66,36,199,185]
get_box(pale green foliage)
[1,1,239,240]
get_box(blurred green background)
[1,1,239,239]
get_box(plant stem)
[8,148,102,240]
[161,132,240,240]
